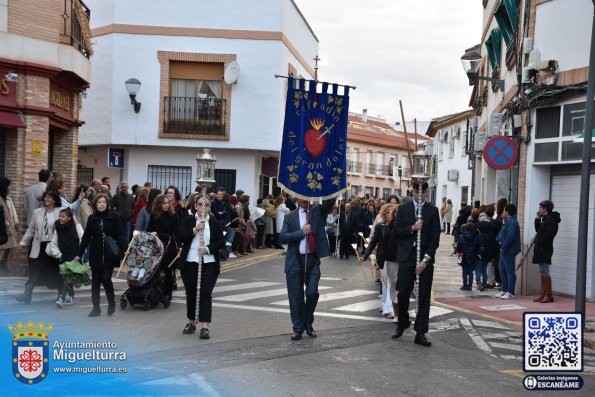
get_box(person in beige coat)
[15,191,62,304]
[0,177,19,273]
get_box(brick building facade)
[0,0,92,268]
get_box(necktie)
[306,210,316,253]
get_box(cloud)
[293,0,482,125]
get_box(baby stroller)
[120,232,174,311]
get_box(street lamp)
[125,78,142,113]
[461,50,505,92]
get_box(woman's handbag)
[104,235,120,261]
[100,220,121,261]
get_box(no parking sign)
[484,136,518,170]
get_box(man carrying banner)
[279,198,334,340]
[276,76,352,339]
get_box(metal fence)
[163,97,226,136]
[76,164,93,186]
[147,165,194,198]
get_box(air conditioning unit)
[474,130,487,153]
[447,169,459,181]
[527,50,540,69]
[523,38,534,54]
[487,113,503,137]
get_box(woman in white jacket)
[274,195,290,249]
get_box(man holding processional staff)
[275,75,353,340]
[390,181,440,347]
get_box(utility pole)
[575,1,595,318]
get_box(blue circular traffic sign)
[484,136,518,170]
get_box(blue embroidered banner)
[277,77,350,200]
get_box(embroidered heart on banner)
[304,118,327,158]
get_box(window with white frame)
[376,152,384,175]
[365,151,373,174]
[449,132,455,157]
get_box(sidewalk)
[432,232,595,349]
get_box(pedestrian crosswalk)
[169,277,452,321]
[0,275,452,322]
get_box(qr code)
[524,313,582,372]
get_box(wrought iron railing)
[64,0,92,59]
[163,97,227,136]
[347,162,363,173]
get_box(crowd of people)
[0,168,560,344]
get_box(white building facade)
[427,111,476,214]
[79,0,318,199]
[469,0,594,299]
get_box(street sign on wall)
[108,148,125,168]
[483,136,518,170]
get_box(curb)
[433,300,595,350]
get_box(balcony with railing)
[62,0,93,59]
[347,161,363,173]
[163,97,227,136]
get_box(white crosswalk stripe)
[213,281,280,293]
[270,289,376,306]
[333,300,380,312]
[213,286,332,302]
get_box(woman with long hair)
[178,195,225,338]
[16,190,62,304]
[148,193,180,299]
[135,188,162,232]
[131,187,149,230]
[165,185,185,223]
[0,177,19,273]
[75,193,127,317]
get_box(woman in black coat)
[178,195,225,339]
[148,193,180,299]
[75,193,127,317]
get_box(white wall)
[534,0,592,72]
[0,0,7,32]
[434,118,473,213]
[80,0,318,152]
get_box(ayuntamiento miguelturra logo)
[8,320,52,385]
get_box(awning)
[0,111,25,128]
[573,128,595,143]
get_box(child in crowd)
[47,209,84,307]
[457,222,482,291]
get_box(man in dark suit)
[391,181,441,347]
[279,198,334,340]
[338,202,356,259]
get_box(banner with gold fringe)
[277,77,350,200]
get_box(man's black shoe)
[291,331,303,340]
[391,328,405,339]
[306,326,317,337]
[414,333,432,347]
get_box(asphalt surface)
[1,248,594,396]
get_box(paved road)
[1,248,593,396]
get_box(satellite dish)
[224,61,240,85]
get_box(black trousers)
[181,261,219,322]
[339,233,353,258]
[91,267,115,308]
[396,262,434,335]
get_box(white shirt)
[186,215,216,263]
[299,208,308,254]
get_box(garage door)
[550,174,594,300]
